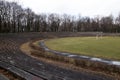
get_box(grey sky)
[6,0,120,17]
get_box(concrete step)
[0,61,43,80]
[0,74,9,80]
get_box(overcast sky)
[6,0,120,17]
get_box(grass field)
[45,37,120,60]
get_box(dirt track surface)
[0,32,118,80]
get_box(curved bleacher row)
[0,34,45,80]
[0,32,120,80]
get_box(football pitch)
[45,37,120,60]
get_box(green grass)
[44,37,120,60]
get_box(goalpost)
[96,32,103,40]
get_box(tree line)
[0,0,120,33]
